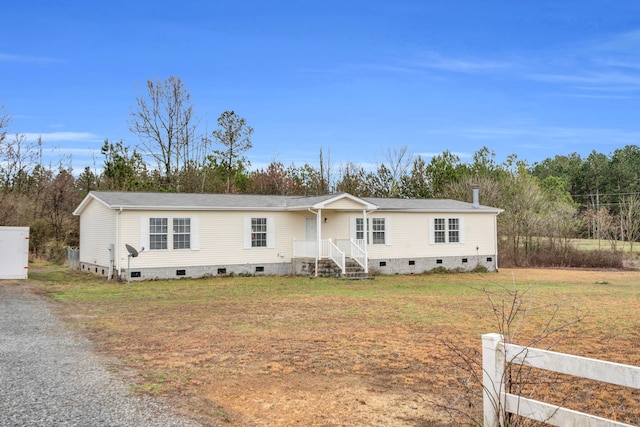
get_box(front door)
[305,217,317,241]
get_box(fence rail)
[482,333,640,427]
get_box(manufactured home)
[73,190,502,280]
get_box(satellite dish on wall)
[125,244,139,258]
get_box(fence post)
[482,333,505,427]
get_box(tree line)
[1,76,638,266]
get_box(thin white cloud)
[456,126,640,144]
[415,54,511,73]
[522,30,640,92]
[527,70,640,87]
[0,52,62,64]
[592,58,640,72]
[299,53,510,78]
[22,131,103,143]
[590,30,640,54]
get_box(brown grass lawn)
[32,267,640,426]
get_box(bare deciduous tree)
[368,145,413,197]
[619,194,640,254]
[0,105,9,145]
[129,76,198,191]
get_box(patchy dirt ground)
[38,268,640,426]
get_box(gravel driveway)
[0,281,203,426]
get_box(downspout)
[308,208,321,277]
[117,207,122,280]
[494,212,500,271]
[317,208,322,277]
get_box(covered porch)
[290,194,378,276]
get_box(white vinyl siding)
[190,217,200,250]
[78,198,116,266]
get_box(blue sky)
[3,1,640,173]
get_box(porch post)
[316,208,322,277]
[362,209,369,273]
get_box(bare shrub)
[499,241,624,269]
[437,276,585,425]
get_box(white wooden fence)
[482,333,640,427]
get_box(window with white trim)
[448,218,459,243]
[251,217,267,247]
[173,218,191,249]
[355,217,388,245]
[432,217,462,244]
[355,218,368,242]
[434,218,446,243]
[149,218,168,250]
[372,218,385,244]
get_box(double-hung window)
[372,218,386,245]
[144,217,197,251]
[355,217,387,245]
[251,217,267,247]
[434,218,446,243]
[448,218,459,243]
[173,218,191,249]
[355,218,368,243]
[149,218,168,250]
[432,217,462,244]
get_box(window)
[251,217,267,247]
[434,218,446,243]
[432,217,462,244]
[355,217,389,245]
[355,218,367,241]
[372,218,385,244]
[173,218,191,249]
[448,218,459,243]
[244,217,273,249]
[143,217,198,251]
[149,218,168,250]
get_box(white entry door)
[305,217,317,241]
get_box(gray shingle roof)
[75,191,502,215]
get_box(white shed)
[0,227,30,279]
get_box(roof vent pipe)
[472,185,480,208]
